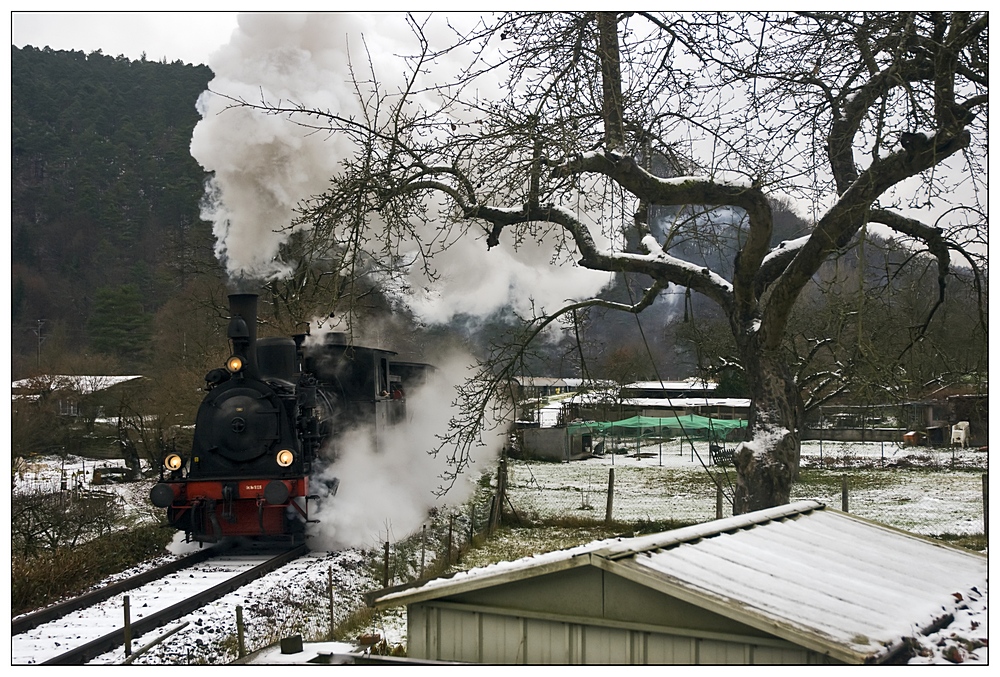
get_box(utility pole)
[33,319,47,371]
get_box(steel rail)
[39,543,308,665]
[12,541,232,635]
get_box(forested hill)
[11,46,213,375]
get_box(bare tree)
[215,12,987,510]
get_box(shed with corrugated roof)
[369,501,986,665]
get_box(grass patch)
[794,468,898,493]
[447,514,699,573]
[928,533,988,553]
[11,524,176,615]
[323,602,406,656]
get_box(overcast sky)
[11,12,240,67]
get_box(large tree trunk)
[732,338,804,514]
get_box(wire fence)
[501,438,988,536]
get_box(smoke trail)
[304,350,505,550]
[191,12,613,322]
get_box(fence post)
[983,473,988,537]
[420,524,426,578]
[382,541,390,587]
[470,504,476,546]
[716,484,723,520]
[123,595,132,657]
[491,458,507,532]
[447,515,454,564]
[327,567,335,639]
[605,468,615,524]
[841,474,849,512]
[237,605,246,658]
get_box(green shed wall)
[405,566,841,665]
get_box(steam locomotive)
[150,293,432,544]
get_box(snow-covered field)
[507,439,988,536]
[10,440,989,665]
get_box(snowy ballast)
[369,501,987,664]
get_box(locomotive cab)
[306,333,407,447]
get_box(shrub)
[11,486,122,556]
[11,524,175,615]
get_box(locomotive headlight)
[226,355,244,373]
[164,454,184,471]
[276,449,295,467]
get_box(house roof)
[12,374,144,396]
[624,380,717,391]
[568,392,749,409]
[513,377,585,388]
[623,397,751,408]
[370,501,987,664]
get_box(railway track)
[12,543,308,665]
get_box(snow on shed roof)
[370,501,987,664]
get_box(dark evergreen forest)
[11,45,214,376]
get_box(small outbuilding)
[369,501,986,665]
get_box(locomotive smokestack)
[228,293,259,378]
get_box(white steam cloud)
[304,350,506,550]
[189,15,614,547]
[191,12,613,321]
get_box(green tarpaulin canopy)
[567,414,745,439]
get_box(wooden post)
[491,459,507,532]
[983,473,988,537]
[327,567,335,640]
[500,459,508,524]
[236,605,246,658]
[382,541,390,587]
[716,484,723,520]
[420,525,426,578]
[841,474,849,512]
[469,504,475,546]
[123,595,132,657]
[605,468,615,524]
[447,516,454,564]
[121,621,190,665]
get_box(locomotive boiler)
[150,293,432,544]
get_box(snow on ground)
[506,439,988,536]
[83,546,379,665]
[10,440,989,665]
